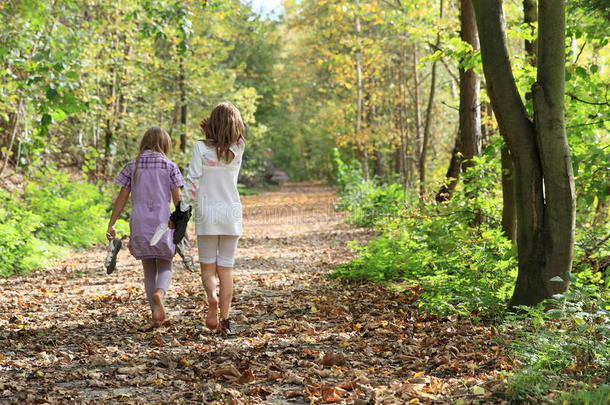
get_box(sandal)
[218,318,232,337]
[104,238,122,275]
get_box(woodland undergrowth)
[331,147,610,404]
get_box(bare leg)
[217,265,233,320]
[201,262,219,330]
[150,259,172,327]
[151,288,166,327]
[142,259,157,308]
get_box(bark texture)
[459,0,482,172]
[436,0,480,201]
[472,0,575,307]
[501,146,516,242]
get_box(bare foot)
[206,297,219,330]
[151,290,166,327]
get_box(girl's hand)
[168,220,176,230]
[106,225,116,241]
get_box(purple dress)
[115,150,185,261]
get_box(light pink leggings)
[141,259,172,308]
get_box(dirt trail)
[0,183,510,404]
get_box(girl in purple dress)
[106,126,185,327]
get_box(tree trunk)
[473,0,575,307]
[397,48,408,184]
[420,58,438,197]
[435,0,480,201]
[179,56,187,153]
[0,99,23,176]
[435,134,462,202]
[418,0,443,197]
[412,46,424,193]
[480,101,493,148]
[501,145,516,242]
[459,0,482,173]
[523,0,538,64]
[531,0,575,299]
[355,3,368,180]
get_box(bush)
[24,170,111,247]
[332,147,517,319]
[505,282,610,402]
[334,148,406,227]
[0,169,127,277]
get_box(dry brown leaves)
[0,183,513,404]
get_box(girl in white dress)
[186,102,245,335]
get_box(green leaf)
[41,114,52,127]
[51,108,67,122]
[46,87,58,101]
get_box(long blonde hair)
[140,126,171,155]
[132,126,171,185]
[202,102,245,162]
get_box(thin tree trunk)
[420,59,438,196]
[418,0,443,197]
[459,0,482,172]
[523,0,538,64]
[398,48,408,184]
[370,106,383,178]
[435,134,462,202]
[501,145,516,242]
[179,56,187,153]
[480,101,493,148]
[0,99,23,176]
[436,0,479,201]
[355,2,368,180]
[412,45,423,191]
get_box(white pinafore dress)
[186,140,245,236]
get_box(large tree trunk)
[472,0,575,307]
[531,0,575,299]
[498,0,537,243]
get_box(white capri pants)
[197,235,240,267]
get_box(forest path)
[0,183,511,404]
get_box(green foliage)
[0,169,127,277]
[505,282,610,403]
[23,169,121,247]
[331,147,517,319]
[0,194,48,277]
[334,148,406,227]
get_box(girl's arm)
[184,142,203,206]
[171,187,181,206]
[107,187,130,240]
[168,187,182,230]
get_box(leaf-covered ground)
[0,183,514,404]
